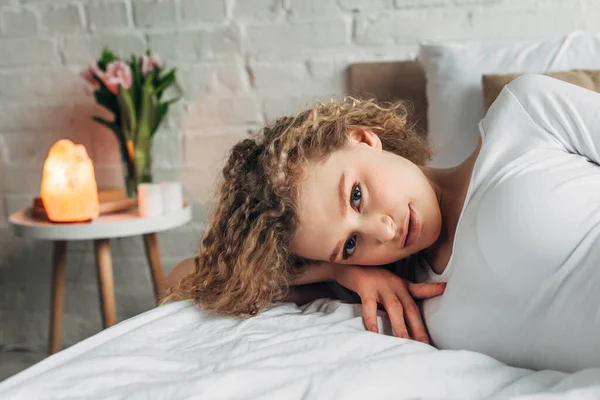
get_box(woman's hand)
[333,265,446,344]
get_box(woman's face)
[290,130,442,266]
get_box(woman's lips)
[405,205,420,248]
[400,206,411,249]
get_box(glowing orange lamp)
[40,139,100,222]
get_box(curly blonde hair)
[161,97,433,316]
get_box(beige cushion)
[348,61,427,134]
[481,69,600,111]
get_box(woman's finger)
[395,289,429,344]
[361,296,379,333]
[382,296,409,339]
[407,282,447,299]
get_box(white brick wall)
[40,3,86,34]
[0,0,598,350]
[0,37,57,66]
[0,6,38,36]
[180,0,226,23]
[86,1,130,31]
[132,0,178,28]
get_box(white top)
[420,74,600,373]
[9,205,192,241]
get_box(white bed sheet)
[1,299,599,400]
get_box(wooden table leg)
[49,240,67,355]
[94,239,117,328]
[143,233,165,304]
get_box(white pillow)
[419,31,600,168]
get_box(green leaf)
[91,74,125,115]
[92,116,127,154]
[98,47,116,70]
[163,94,181,106]
[92,116,117,132]
[117,87,137,142]
[159,81,183,106]
[155,68,176,95]
[156,72,183,104]
[134,78,156,183]
[152,102,169,135]
[152,68,161,89]
[140,76,155,139]
[130,56,143,116]
[93,90,119,115]
[92,116,133,170]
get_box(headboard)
[347,60,427,134]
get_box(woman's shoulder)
[505,73,581,110]
[506,73,552,92]
[165,257,195,289]
[479,74,549,146]
[485,73,554,117]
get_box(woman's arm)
[165,257,444,342]
[282,262,342,304]
[290,261,341,285]
[165,257,340,305]
[165,258,340,290]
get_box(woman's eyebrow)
[329,172,347,262]
[338,172,347,218]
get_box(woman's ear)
[346,129,382,150]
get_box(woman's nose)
[364,214,396,244]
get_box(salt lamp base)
[31,190,138,222]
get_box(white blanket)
[1,299,599,399]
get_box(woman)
[164,74,600,373]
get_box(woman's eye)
[351,184,361,209]
[343,235,357,259]
[343,184,361,260]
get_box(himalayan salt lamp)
[40,139,99,222]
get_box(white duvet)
[1,299,599,399]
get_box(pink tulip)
[102,61,133,94]
[80,65,99,87]
[141,53,161,76]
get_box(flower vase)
[82,47,181,200]
[121,144,153,199]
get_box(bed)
[2,59,600,399]
[1,300,600,399]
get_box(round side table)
[9,205,192,355]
